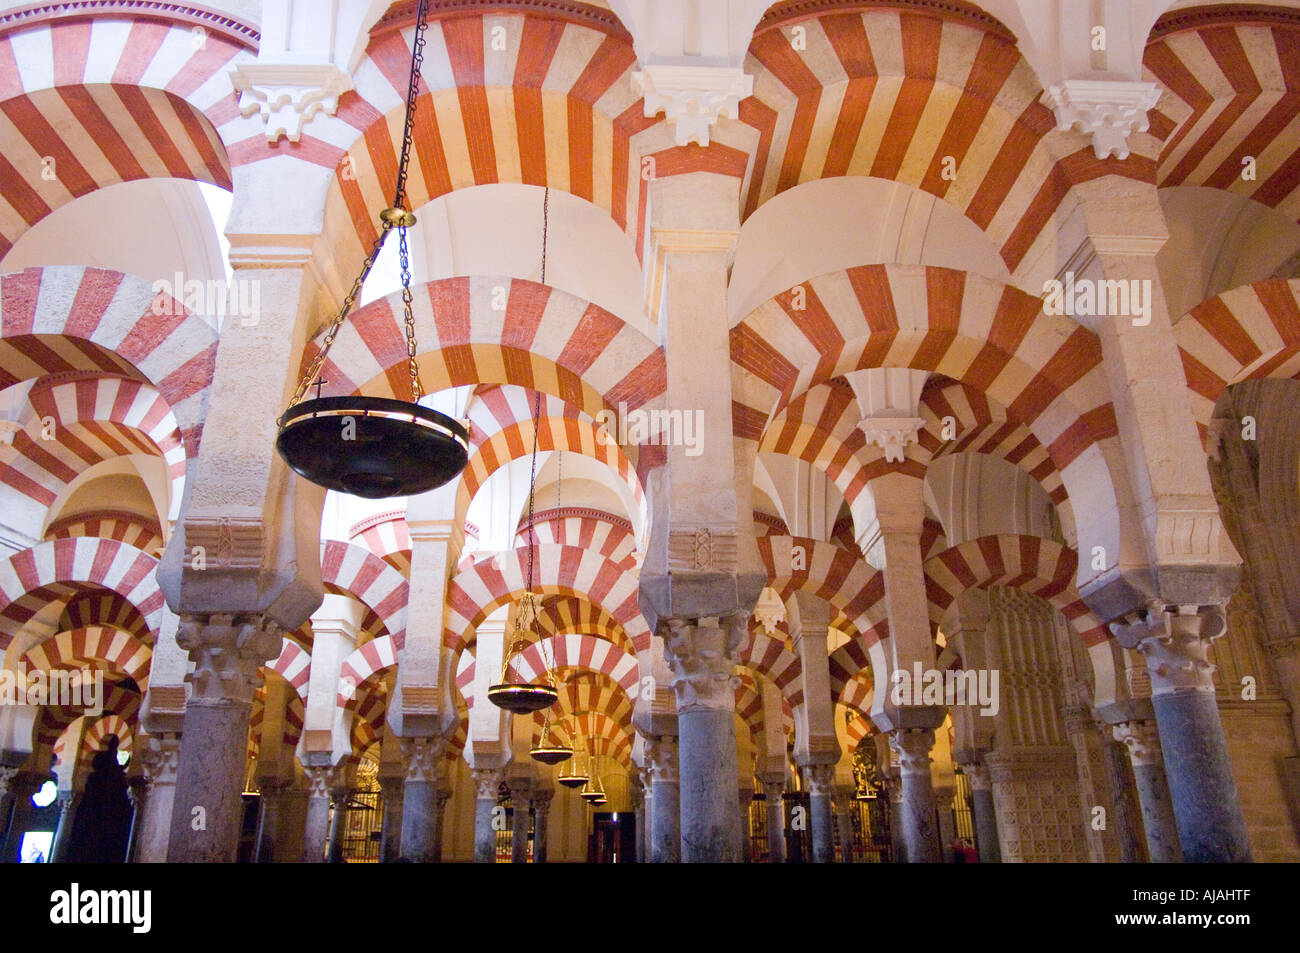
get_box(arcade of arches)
[1,0,1299,864]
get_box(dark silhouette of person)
[64,735,133,863]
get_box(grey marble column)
[432,788,452,862]
[887,772,907,863]
[126,778,150,862]
[832,790,856,863]
[803,764,835,863]
[738,787,753,862]
[398,738,444,862]
[48,790,77,863]
[964,762,1000,863]
[646,735,680,863]
[1114,605,1252,862]
[253,779,288,863]
[136,734,181,863]
[892,728,940,863]
[301,766,336,863]
[378,776,404,863]
[167,614,282,863]
[638,784,652,863]
[761,779,786,862]
[472,767,502,863]
[1103,737,1147,863]
[532,789,552,863]
[326,784,350,863]
[1114,720,1181,862]
[510,782,531,864]
[662,616,746,863]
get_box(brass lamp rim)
[529,745,573,765]
[486,682,558,714]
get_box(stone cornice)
[0,1,259,47]
[756,0,1017,43]
[1150,4,1300,42]
[516,506,634,536]
[372,0,631,42]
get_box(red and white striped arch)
[311,276,665,424]
[44,509,163,554]
[1146,13,1300,222]
[0,537,161,649]
[529,592,636,660]
[3,375,185,514]
[445,542,648,654]
[321,539,409,648]
[921,534,1117,706]
[737,622,803,709]
[756,535,885,638]
[39,682,140,752]
[507,632,638,696]
[248,677,306,758]
[337,634,399,707]
[741,6,1152,274]
[1175,278,1300,440]
[58,589,149,639]
[0,267,219,458]
[515,510,637,570]
[0,13,252,255]
[81,712,132,758]
[537,669,634,739]
[324,8,673,268]
[348,509,412,576]
[21,624,151,688]
[268,637,312,700]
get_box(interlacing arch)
[58,590,150,641]
[3,374,186,513]
[248,674,306,759]
[37,681,140,752]
[321,539,410,648]
[1145,10,1300,221]
[508,632,638,696]
[742,3,1154,275]
[0,538,161,649]
[1175,278,1300,441]
[268,638,311,699]
[535,667,634,742]
[0,12,250,255]
[516,512,637,571]
[337,634,399,707]
[21,625,152,690]
[348,510,412,576]
[444,542,648,655]
[0,266,219,458]
[310,276,665,424]
[44,509,163,555]
[324,6,675,269]
[738,619,803,708]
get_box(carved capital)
[177,613,283,705]
[803,763,834,796]
[302,765,341,800]
[632,63,753,147]
[645,736,679,785]
[962,761,991,792]
[471,767,503,800]
[890,727,935,776]
[1043,78,1162,160]
[1113,720,1163,768]
[760,778,785,802]
[532,788,554,816]
[140,734,181,785]
[400,737,445,785]
[1111,604,1226,696]
[661,615,746,713]
[857,417,926,463]
[182,517,263,570]
[229,62,353,144]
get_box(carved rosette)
[401,737,446,785]
[471,767,503,800]
[645,736,679,785]
[177,613,284,706]
[1113,720,1163,768]
[1111,604,1227,696]
[660,615,747,714]
[890,727,936,777]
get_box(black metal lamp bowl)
[485,680,559,714]
[276,395,469,500]
[529,744,573,766]
[557,767,588,789]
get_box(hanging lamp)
[488,221,560,712]
[580,749,606,804]
[557,719,589,789]
[530,715,573,765]
[275,0,469,500]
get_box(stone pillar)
[301,765,336,863]
[662,615,747,862]
[510,781,531,864]
[760,779,786,863]
[532,788,553,863]
[472,767,502,863]
[326,781,350,863]
[125,777,150,863]
[963,762,1000,864]
[1113,719,1182,863]
[432,787,452,863]
[0,766,18,854]
[832,789,856,863]
[804,764,835,863]
[886,768,906,863]
[277,781,309,863]
[47,790,77,863]
[646,735,680,863]
[253,778,289,863]
[398,737,444,862]
[630,777,646,863]
[1103,737,1147,863]
[738,786,753,862]
[892,728,940,863]
[166,614,283,863]
[1113,604,1252,862]
[378,776,404,863]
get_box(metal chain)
[525,388,542,592]
[541,186,549,286]
[398,224,421,401]
[392,0,431,213]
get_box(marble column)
[832,789,856,863]
[1103,737,1147,863]
[277,782,309,863]
[472,767,502,863]
[326,781,350,863]
[125,778,151,862]
[378,776,404,863]
[253,778,289,863]
[510,781,531,864]
[646,735,680,863]
[47,790,77,863]
[398,737,444,863]
[804,764,835,863]
[630,780,645,863]
[301,765,336,863]
[892,728,940,863]
[1113,604,1252,862]
[761,779,786,863]
[432,787,452,863]
[532,789,552,863]
[963,762,1000,863]
[886,770,906,863]
[639,783,653,863]
[0,766,18,854]
[167,614,283,863]
[738,787,753,862]
[662,615,747,862]
[1113,719,1182,863]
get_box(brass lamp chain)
[286,0,430,409]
